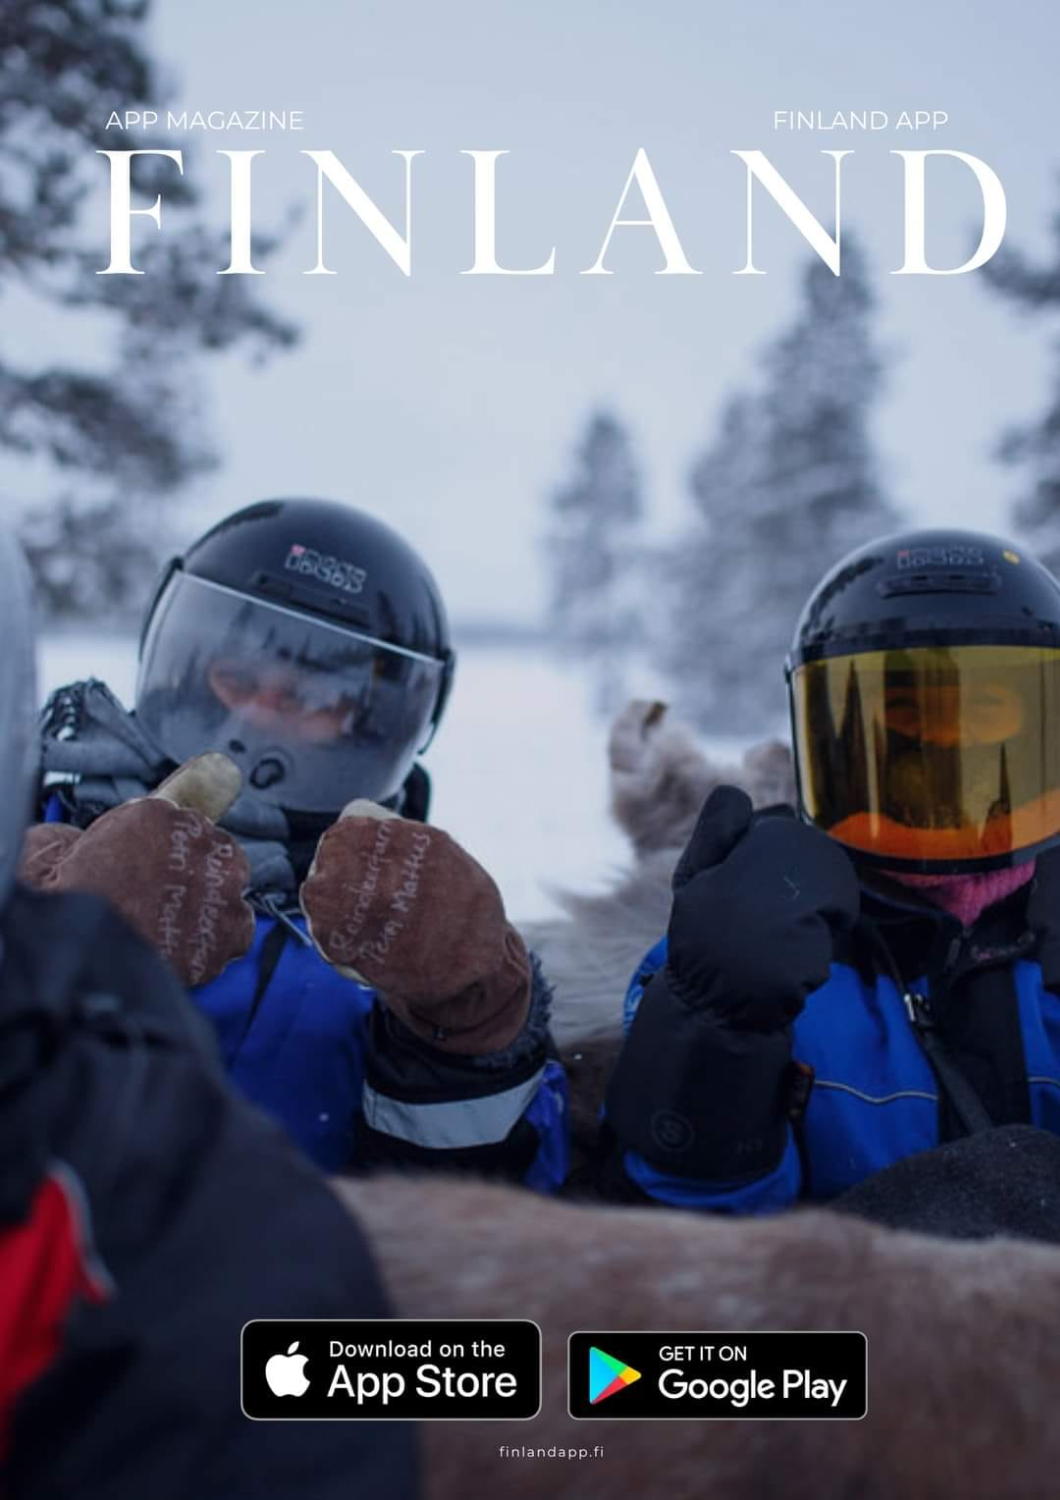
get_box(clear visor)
[791,644,1060,871]
[136,572,445,813]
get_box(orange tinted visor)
[791,644,1060,870]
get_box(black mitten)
[667,786,860,1029]
[605,786,859,1184]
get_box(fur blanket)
[832,1124,1060,1242]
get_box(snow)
[37,635,635,922]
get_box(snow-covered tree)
[542,411,644,713]
[662,237,900,735]
[982,208,1060,571]
[0,0,297,620]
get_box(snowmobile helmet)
[0,529,38,910]
[136,498,455,815]
[786,528,1060,874]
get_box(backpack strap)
[901,989,995,1136]
[859,915,995,1137]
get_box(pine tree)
[981,214,1060,571]
[0,0,297,620]
[543,411,643,713]
[662,237,900,735]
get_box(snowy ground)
[38,636,653,923]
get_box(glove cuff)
[606,968,794,1182]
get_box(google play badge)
[589,1348,642,1406]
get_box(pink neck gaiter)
[887,861,1036,930]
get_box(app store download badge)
[242,1320,541,1420]
[569,1332,867,1420]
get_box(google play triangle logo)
[589,1346,642,1405]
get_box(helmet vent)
[251,570,373,630]
[877,569,1000,598]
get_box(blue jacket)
[42,793,569,1189]
[192,906,373,1170]
[616,873,1060,1214]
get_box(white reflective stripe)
[362,1067,546,1150]
[813,1079,938,1107]
[1028,1076,1060,1093]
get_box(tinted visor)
[791,644,1060,871]
[137,572,445,813]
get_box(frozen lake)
[38,635,643,923]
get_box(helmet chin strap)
[886,862,1036,929]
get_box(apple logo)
[265,1340,311,1398]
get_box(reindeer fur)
[338,1174,1060,1499]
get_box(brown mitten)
[19,823,83,885]
[18,754,255,988]
[300,800,531,1054]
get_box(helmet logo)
[284,543,367,594]
[897,544,985,570]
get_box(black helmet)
[0,530,38,907]
[136,499,454,814]
[786,527,1060,873]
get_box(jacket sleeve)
[598,940,803,1215]
[3,888,417,1500]
[353,953,569,1192]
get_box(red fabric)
[0,1172,108,1471]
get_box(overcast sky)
[29,0,1060,622]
